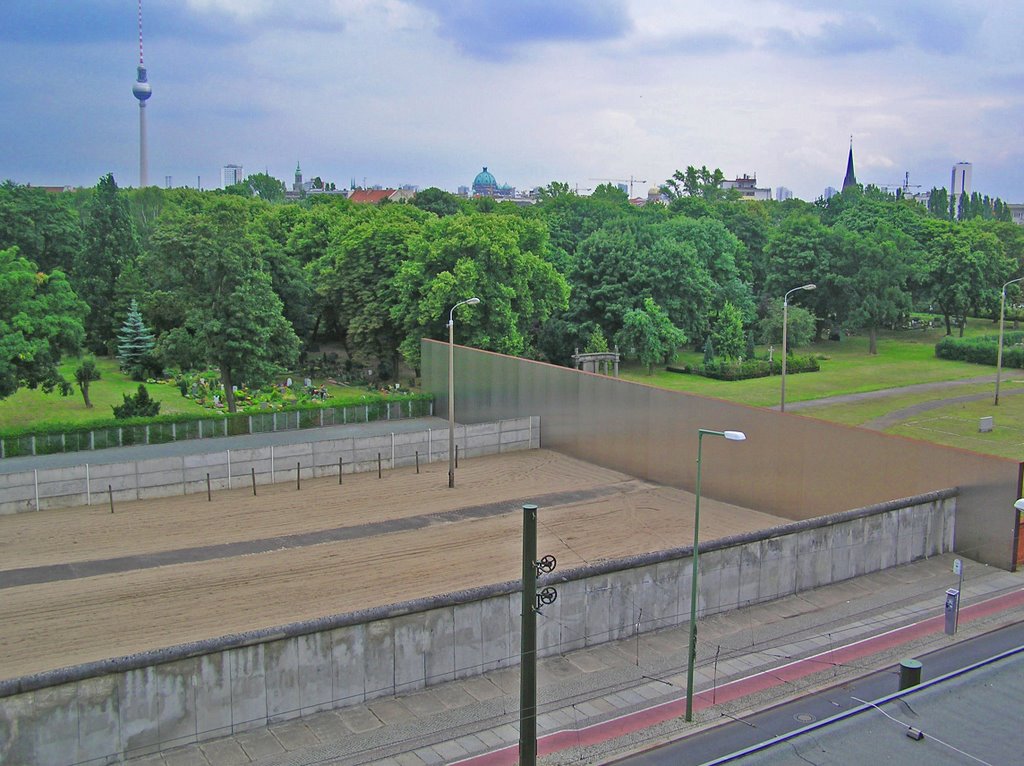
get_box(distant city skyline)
[2,1,1023,202]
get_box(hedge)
[667,355,820,381]
[934,332,1024,367]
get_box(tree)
[411,187,463,217]
[245,173,286,203]
[757,300,816,349]
[709,301,745,361]
[74,357,101,408]
[112,383,160,418]
[74,174,141,352]
[144,197,300,411]
[661,165,727,201]
[391,213,569,369]
[832,228,911,354]
[311,204,429,377]
[614,298,687,374]
[0,246,86,398]
[762,214,835,340]
[924,221,1013,336]
[583,327,608,353]
[116,299,156,378]
[0,181,82,274]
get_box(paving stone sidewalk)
[127,554,1024,766]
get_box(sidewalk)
[125,554,1024,766]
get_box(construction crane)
[879,171,923,196]
[589,176,647,197]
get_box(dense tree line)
[1,169,1022,407]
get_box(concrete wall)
[0,417,538,515]
[422,340,1024,570]
[0,490,954,765]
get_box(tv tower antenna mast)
[132,0,152,187]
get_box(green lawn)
[0,357,207,431]
[620,319,1006,408]
[885,383,1024,460]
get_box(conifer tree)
[116,298,155,378]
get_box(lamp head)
[1015,498,1024,512]
[466,297,481,305]
[802,283,817,291]
[723,430,746,441]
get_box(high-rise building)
[131,0,152,188]
[950,162,972,200]
[221,164,243,188]
[775,186,793,201]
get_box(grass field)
[620,319,1007,408]
[0,358,398,432]
[0,357,208,431]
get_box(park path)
[780,372,1024,430]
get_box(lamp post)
[448,297,480,488]
[781,283,816,412]
[994,277,1023,405]
[685,428,746,722]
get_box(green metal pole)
[685,432,706,722]
[519,503,538,766]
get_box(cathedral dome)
[473,167,497,188]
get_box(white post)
[227,449,232,488]
[86,464,91,505]
[33,469,39,510]
[271,445,275,484]
[391,432,396,469]
[428,428,432,463]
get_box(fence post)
[391,433,396,469]
[172,422,176,441]
[428,429,432,463]
[145,425,150,445]
[227,450,232,489]
[271,445,275,484]
[343,406,347,425]
[248,415,253,435]
[252,467,256,496]
[61,433,66,452]
[31,435,36,456]
[273,413,277,432]
[33,469,39,510]
[199,420,203,439]
[86,464,91,505]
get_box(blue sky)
[2,0,1022,202]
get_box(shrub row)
[667,355,820,381]
[934,333,1024,367]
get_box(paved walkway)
[125,554,1024,766]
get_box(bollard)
[338,456,343,485]
[416,450,419,474]
[207,473,211,502]
[898,659,922,690]
[378,453,382,479]
[109,484,114,514]
[296,462,301,491]
[251,467,256,496]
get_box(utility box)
[979,416,994,433]
[944,588,960,635]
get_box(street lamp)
[685,428,746,722]
[994,277,1023,405]
[781,283,816,412]
[448,297,480,488]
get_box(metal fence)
[0,398,433,459]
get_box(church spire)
[842,137,857,191]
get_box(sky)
[2,0,1023,202]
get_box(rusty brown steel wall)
[423,339,1023,570]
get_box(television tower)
[132,0,152,187]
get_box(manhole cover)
[795,713,817,723]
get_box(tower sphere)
[133,66,151,101]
